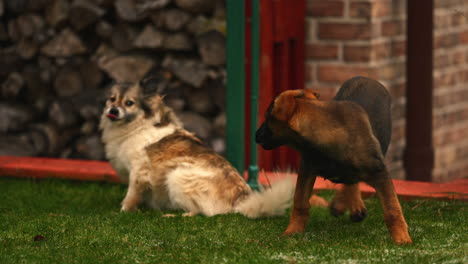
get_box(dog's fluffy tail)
[234,175,295,218]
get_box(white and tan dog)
[99,77,294,217]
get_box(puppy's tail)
[234,173,295,218]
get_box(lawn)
[0,177,466,264]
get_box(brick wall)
[305,0,468,182]
[433,0,468,182]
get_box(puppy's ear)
[270,89,320,122]
[271,92,298,122]
[303,89,320,100]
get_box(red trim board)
[0,156,466,200]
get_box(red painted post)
[257,0,305,171]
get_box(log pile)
[0,0,227,160]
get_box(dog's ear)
[271,91,298,122]
[140,71,172,96]
[139,72,172,117]
[271,89,320,122]
[303,89,320,100]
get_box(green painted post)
[226,0,245,174]
[247,0,260,190]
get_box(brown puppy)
[256,76,412,244]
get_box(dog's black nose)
[109,107,119,116]
[255,122,268,144]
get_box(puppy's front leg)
[283,158,317,235]
[121,172,144,212]
[368,170,412,244]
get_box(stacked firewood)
[0,0,227,160]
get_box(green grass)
[0,177,466,264]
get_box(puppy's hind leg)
[330,183,367,222]
[309,194,329,208]
[368,170,412,245]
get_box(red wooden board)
[0,156,120,183]
[0,156,466,200]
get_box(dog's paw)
[282,229,301,236]
[120,205,136,212]
[392,233,413,245]
[182,212,198,217]
[350,208,367,222]
[162,213,177,217]
[390,226,412,245]
[329,206,346,217]
[282,225,305,236]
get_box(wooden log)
[22,64,51,112]
[0,0,4,17]
[1,72,24,99]
[80,120,97,135]
[162,55,209,88]
[186,87,215,114]
[0,22,7,41]
[210,137,225,154]
[7,14,45,41]
[0,103,34,132]
[5,0,51,13]
[133,25,165,49]
[33,28,52,46]
[31,124,60,156]
[175,0,215,14]
[186,15,226,36]
[206,76,225,111]
[4,0,27,13]
[114,0,145,22]
[48,100,80,128]
[30,123,77,156]
[95,20,113,39]
[161,80,187,113]
[37,55,56,82]
[72,90,106,120]
[26,129,49,155]
[213,111,226,136]
[115,0,170,21]
[69,0,105,30]
[45,0,70,27]
[99,55,155,82]
[151,8,192,32]
[163,32,193,51]
[136,0,170,13]
[78,103,101,120]
[26,0,53,11]
[165,96,185,113]
[0,47,23,77]
[213,0,225,19]
[74,135,105,160]
[111,23,138,52]
[0,134,37,156]
[197,30,225,66]
[95,0,114,7]
[40,28,87,57]
[178,112,212,140]
[92,43,118,68]
[79,61,103,90]
[16,39,38,59]
[54,67,83,97]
